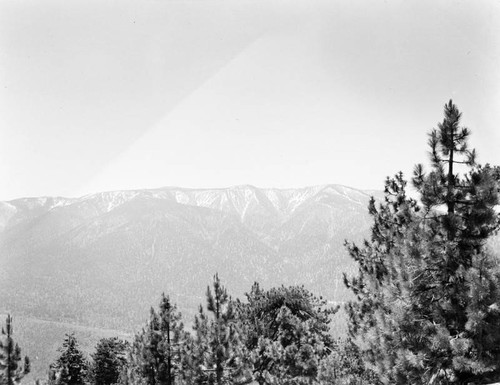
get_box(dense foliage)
[345,100,500,384]
[90,338,128,385]
[241,283,336,384]
[317,338,379,385]
[50,334,89,385]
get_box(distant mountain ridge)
[0,184,379,335]
[0,183,375,222]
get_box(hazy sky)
[1,0,499,200]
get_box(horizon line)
[2,182,383,202]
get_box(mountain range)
[0,184,380,379]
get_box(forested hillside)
[0,185,377,332]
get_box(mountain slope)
[0,185,376,333]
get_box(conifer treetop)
[345,100,500,384]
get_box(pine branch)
[437,159,473,165]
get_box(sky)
[1,0,499,200]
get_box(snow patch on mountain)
[0,202,17,231]
[0,185,378,232]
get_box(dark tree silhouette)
[0,315,30,385]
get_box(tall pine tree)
[184,274,251,385]
[345,100,500,384]
[128,294,186,385]
[0,315,30,385]
[411,100,500,383]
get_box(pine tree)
[90,338,128,385]
[183,305,212,385]
[185,274,251,385]
[242,284,336,385]
[51,333,88,385]
[411,100,500,383]
[344,100,500,384]
[0,315,30,385]
[344,174,421,383]
[317,338,379,385]
[128,294,186,385]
